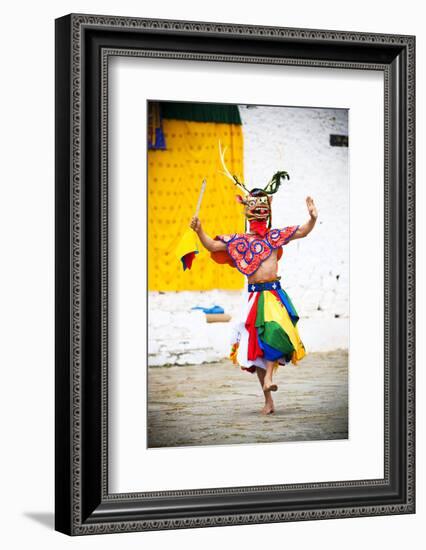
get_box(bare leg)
[263,361,278,392]
[256,367,275,415]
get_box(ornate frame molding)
[55,14,415,535]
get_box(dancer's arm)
[190,216,227,252]
[290,196,318,240]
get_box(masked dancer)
[190,145,318,415]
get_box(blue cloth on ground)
[191,305,225,314]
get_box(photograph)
[147,100,349,448]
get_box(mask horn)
[218,141,249,195]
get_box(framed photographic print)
[55,14,415,535]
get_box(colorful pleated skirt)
[230,281,306,372]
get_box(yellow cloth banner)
[148,119,245,291]
[174,229,198,267]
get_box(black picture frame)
[55,13,415,535]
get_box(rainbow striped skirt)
[230,280,306,372]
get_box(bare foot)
[263,375,278,392]
[261,403,275,415]
[263,382,278,392]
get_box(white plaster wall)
[149,106,349,365]
[240,105,349,321]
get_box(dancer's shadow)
[23,512,54,530]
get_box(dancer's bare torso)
[247,250,278,284]
[214,236,279,284]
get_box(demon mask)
[219,141,289,230]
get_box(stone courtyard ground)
[147,350,348,448]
